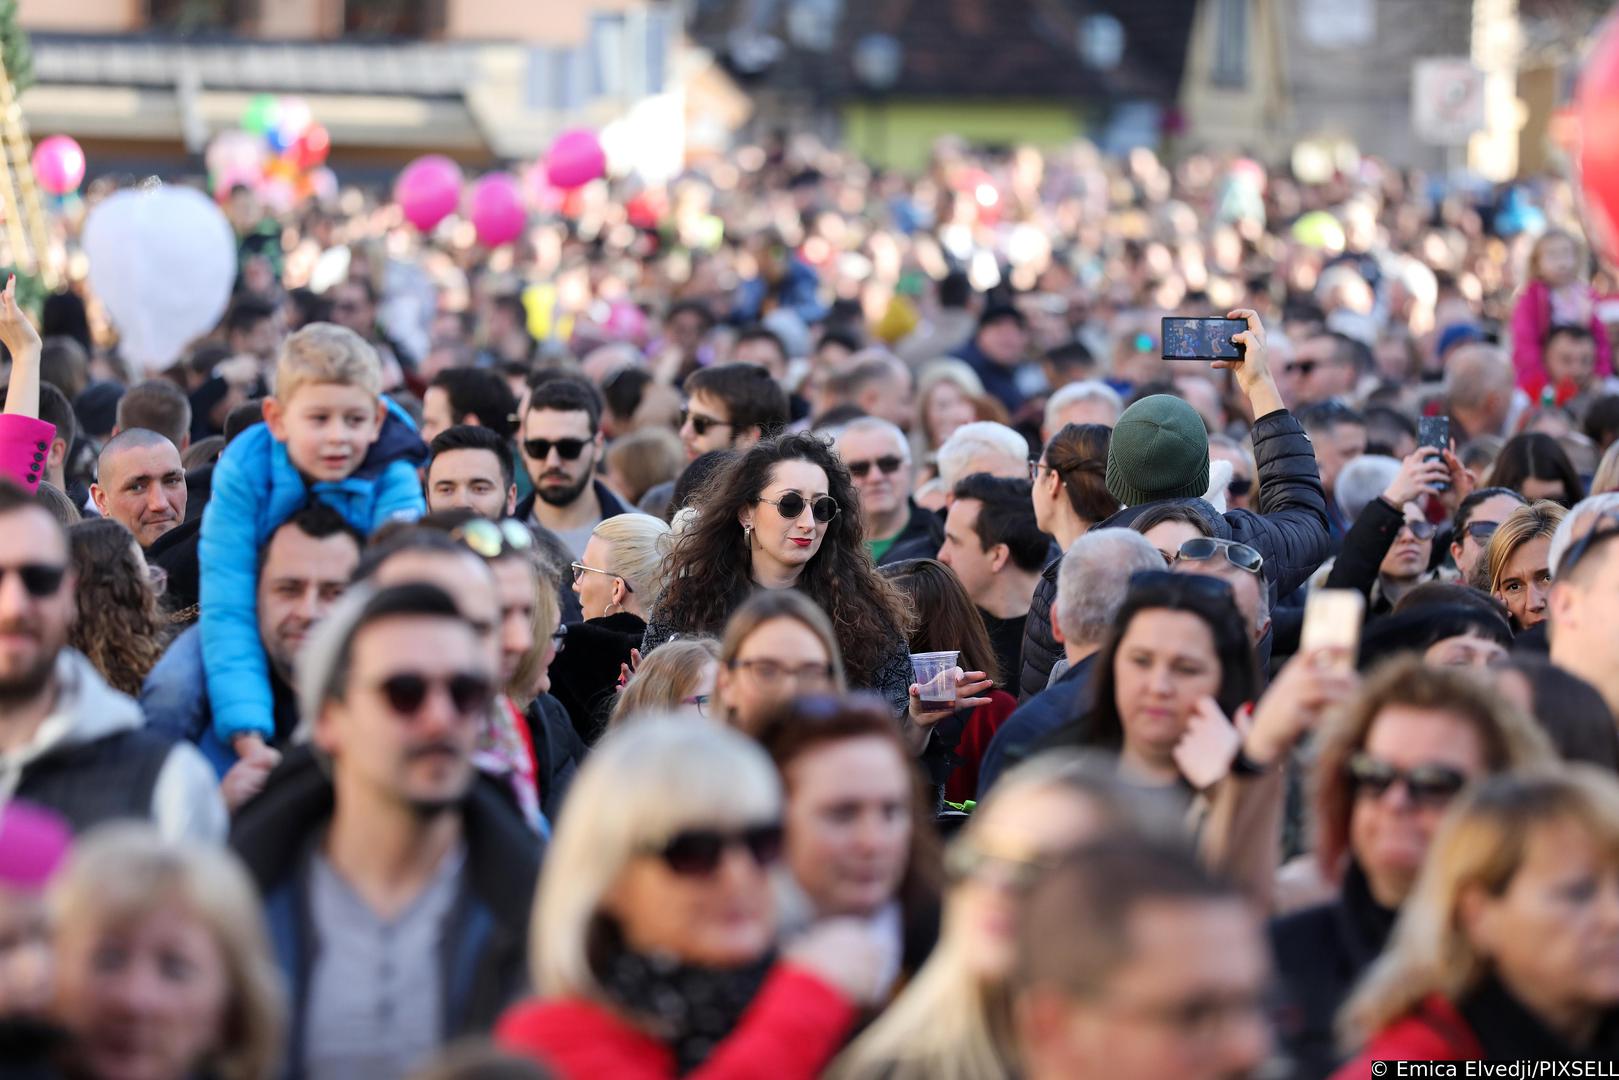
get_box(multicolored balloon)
[395,155,463,231]
[241,94,278,136]
[31,135,85,196]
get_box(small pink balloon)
[33,135,85,196]
[394,154,463,232]
[603,300,648,344]
[257,176,296,215]
[468,171,526,247]
[309,166,339,204]
[545,128,605,190]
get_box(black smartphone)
[1161,317,1245,361]
[1418,415,1450,492]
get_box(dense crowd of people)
[5,134,1619,1078]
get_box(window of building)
[343,0,445,38]
[1212,0,1248,88]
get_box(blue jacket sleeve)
[370,457,425,527]
[140,625,207,744]
[198,429,277,744]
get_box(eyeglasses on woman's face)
[570,561,632,592]
[728,658,835,689]
[757,492,840,523]
[641,823,784,877]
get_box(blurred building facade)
[12,0,735,179]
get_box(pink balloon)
[545,129,605,190]
[468,171,526,247]
[603,300,648,344]
[33,135,85,196]
[394,154,463,232]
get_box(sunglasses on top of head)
[643,823,784,877]
[373,671,495,718]
[846,455,905,479]
[0,563,68,598]
[758,492,840,523]
[452,519,534,559]
[522,437,590,461]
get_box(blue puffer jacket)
[200,398,426,747]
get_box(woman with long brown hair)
[882,558,1016,800]
[644,431,979,729]
[67,518,169,696]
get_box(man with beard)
[0,482,224,838]
[513,375,628,558]
[141,504,363,804]
[230,580,540,1080]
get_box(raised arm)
[0,276,43,418]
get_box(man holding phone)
[1099,309,1332,602]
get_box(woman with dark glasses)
[497,719,887,1078]
[1448,486,1526,583]
[1338,768,1619,1072]
[1324,446,1458,618]
[1269,656,1554,1079]
[643,432,920,720]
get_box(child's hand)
[0,276,40,360]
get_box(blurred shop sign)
[1300,0,1375,48]
[1413,57,1486,145]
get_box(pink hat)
[0,801,72,890]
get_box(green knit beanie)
[1105,394,1211,506]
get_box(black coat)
[1099,409,1331,602]
[1325,495,1411,618]
[1017,556,1062,701]
[524,692,588,822]
[875,500,946,567]
[547,612,646,744]
[230,747,541,1071]
[1268,863,1397,1080]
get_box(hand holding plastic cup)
[910,651,961,711]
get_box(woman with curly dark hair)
[643,431,987,738]
[67,518,169,696]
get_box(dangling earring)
[742,523,753,547]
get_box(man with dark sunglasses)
[512,375,629,560]
[0,482,225,839]
[834,417,943,566]
[231,582,540,1080]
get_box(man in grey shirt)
[230,579,542,1079]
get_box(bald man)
[90,428,187,547]
[1447,343,1521,442]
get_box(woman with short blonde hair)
[1339,766,1619,1065]
[497,719,882,1075]
[48,823,285,1080]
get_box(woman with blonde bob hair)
[1336,766,1619,1070]
[832,750,1176,1080]
[1473,500,1566,631]
[48,822,284,1080]
[551,512,673,740]
[610,637,721,726]
[496,718,884,1077]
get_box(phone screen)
[1162,317,1245,361]
[1301,589,1365,671]
[1417,416,1450,492]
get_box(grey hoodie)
[0,649,226,841]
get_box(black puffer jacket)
[1017,556,1062,701]
[1098,409,1331,602]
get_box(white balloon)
[83,185,237,373]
